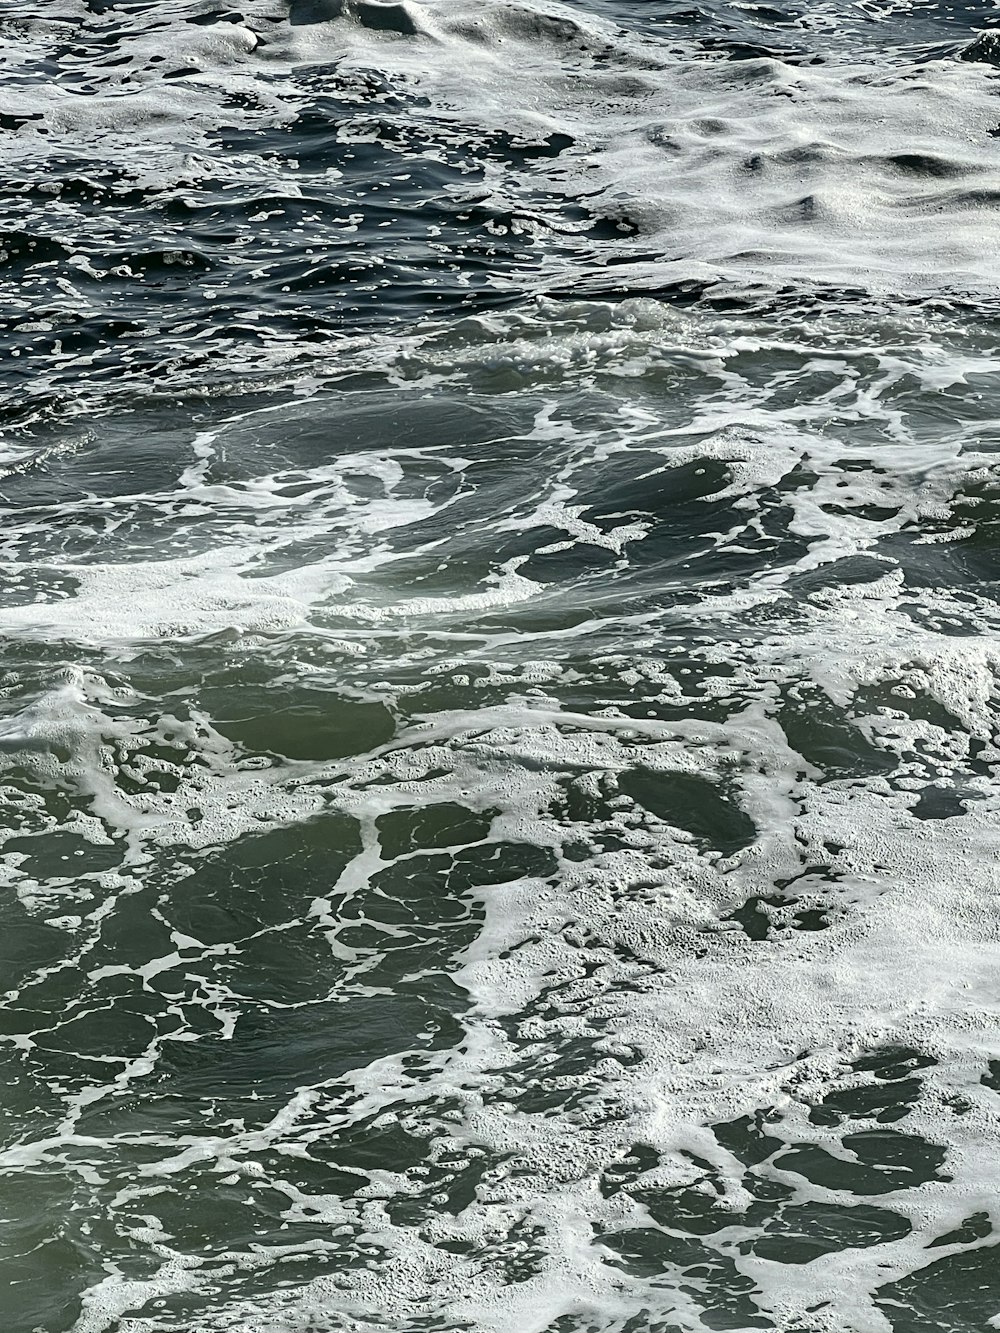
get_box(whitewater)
[3,1,1000,1330]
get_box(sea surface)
[4,2,1000,1330]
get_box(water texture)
[3,1,1000,1330]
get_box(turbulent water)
[7,1,1000,1330]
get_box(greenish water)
[4,1,1000,1330]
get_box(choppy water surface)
[4,1,1000,1330]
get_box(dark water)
[4,2,1000,1331]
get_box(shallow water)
[4,2,1000,1331]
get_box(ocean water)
[4,1,1000,1330]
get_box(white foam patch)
[268,0,1000,295]
[4,0,999,307]
[0,551,339,643]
